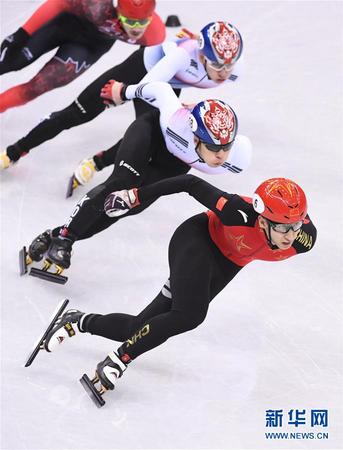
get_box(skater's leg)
[0,39,111,113]
[88,140,123,173]
[5,70,112,162]
[58,215,240,356]
[0,15,68,75]
[74,47,146,118]
[63,111,163,239]
[6,101,101,163]
[113,214,242,360]
[83,288,172,342]
[40,112,162,268]
[72,134,191,239]
[70,48,149,179]
[3,48,146,164]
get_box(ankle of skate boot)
[108,351,128,374]
[78,313,90,333]
[7,144,24,162]
[59,227,77,242]
[118,346,132,365]
[93,154,104,171]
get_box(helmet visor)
[268,219,303,233]
[119,14,151,28]
[205,57,234,72]
[204,140,234,153]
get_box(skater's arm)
[104,174,228,219]
[140,44,191,84]
[137,174,231,213]
[125,81,182,120]
[22,0,71,35]
[137,175,318,244]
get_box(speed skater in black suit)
[19,80,252,283]
[26,174,317,407]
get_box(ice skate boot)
[19,229,52,275]
[25,299,70,367]
[80,351,127,408]
[66,158,97,198]
[0,151,12,170]
[44,309,85,352]
[29,235,72,284]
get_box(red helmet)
[253,178,307,223]
[116,0,155,19]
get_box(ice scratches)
[25,295,46,325]
[26,380,48,391]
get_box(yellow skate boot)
[0,151,12,170]
[66,158,98,198]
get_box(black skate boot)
[19,229,52,275]
[80,351,128,408]
[45,235,73,269]
[28,235,73,284]
[29,230,52,261]
[44,309,85,352]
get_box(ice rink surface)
[1,1,342,449]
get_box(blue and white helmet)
[189,99,238,146]
[199,21,243,65]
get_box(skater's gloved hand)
[100,80,127,107]
[104,188,140,217]
[0,28,29,62]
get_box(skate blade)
[19,246,32,275]
[66,175,79,198]
[29,267,68,285]
[80,374,106,408]
[25,299,69,367]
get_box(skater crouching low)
[19,80,252,283]
[26,174,317,407]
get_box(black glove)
[104,189,139,217]
[0,27,29,61]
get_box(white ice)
[1,1,342,449]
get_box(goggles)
[118,14,151,28]
[204,140,234,153]
[267,219,303,234]
[205,57,234,72]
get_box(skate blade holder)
[66,175,79,198]
[80,374,107,408]
[30,259,68,285]
[19,247,68,284]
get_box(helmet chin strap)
[203,59,213,81]
[195,140,201,155]
[190,140,204,164]
[262,220,276,249]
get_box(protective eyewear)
[118,14,151,28]
[204,140,234,153]
[205,57,234,72]
[268,220,303,234]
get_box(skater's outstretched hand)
[104,189,140,217]
[0,28,29,63]
[100,80,127,107]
